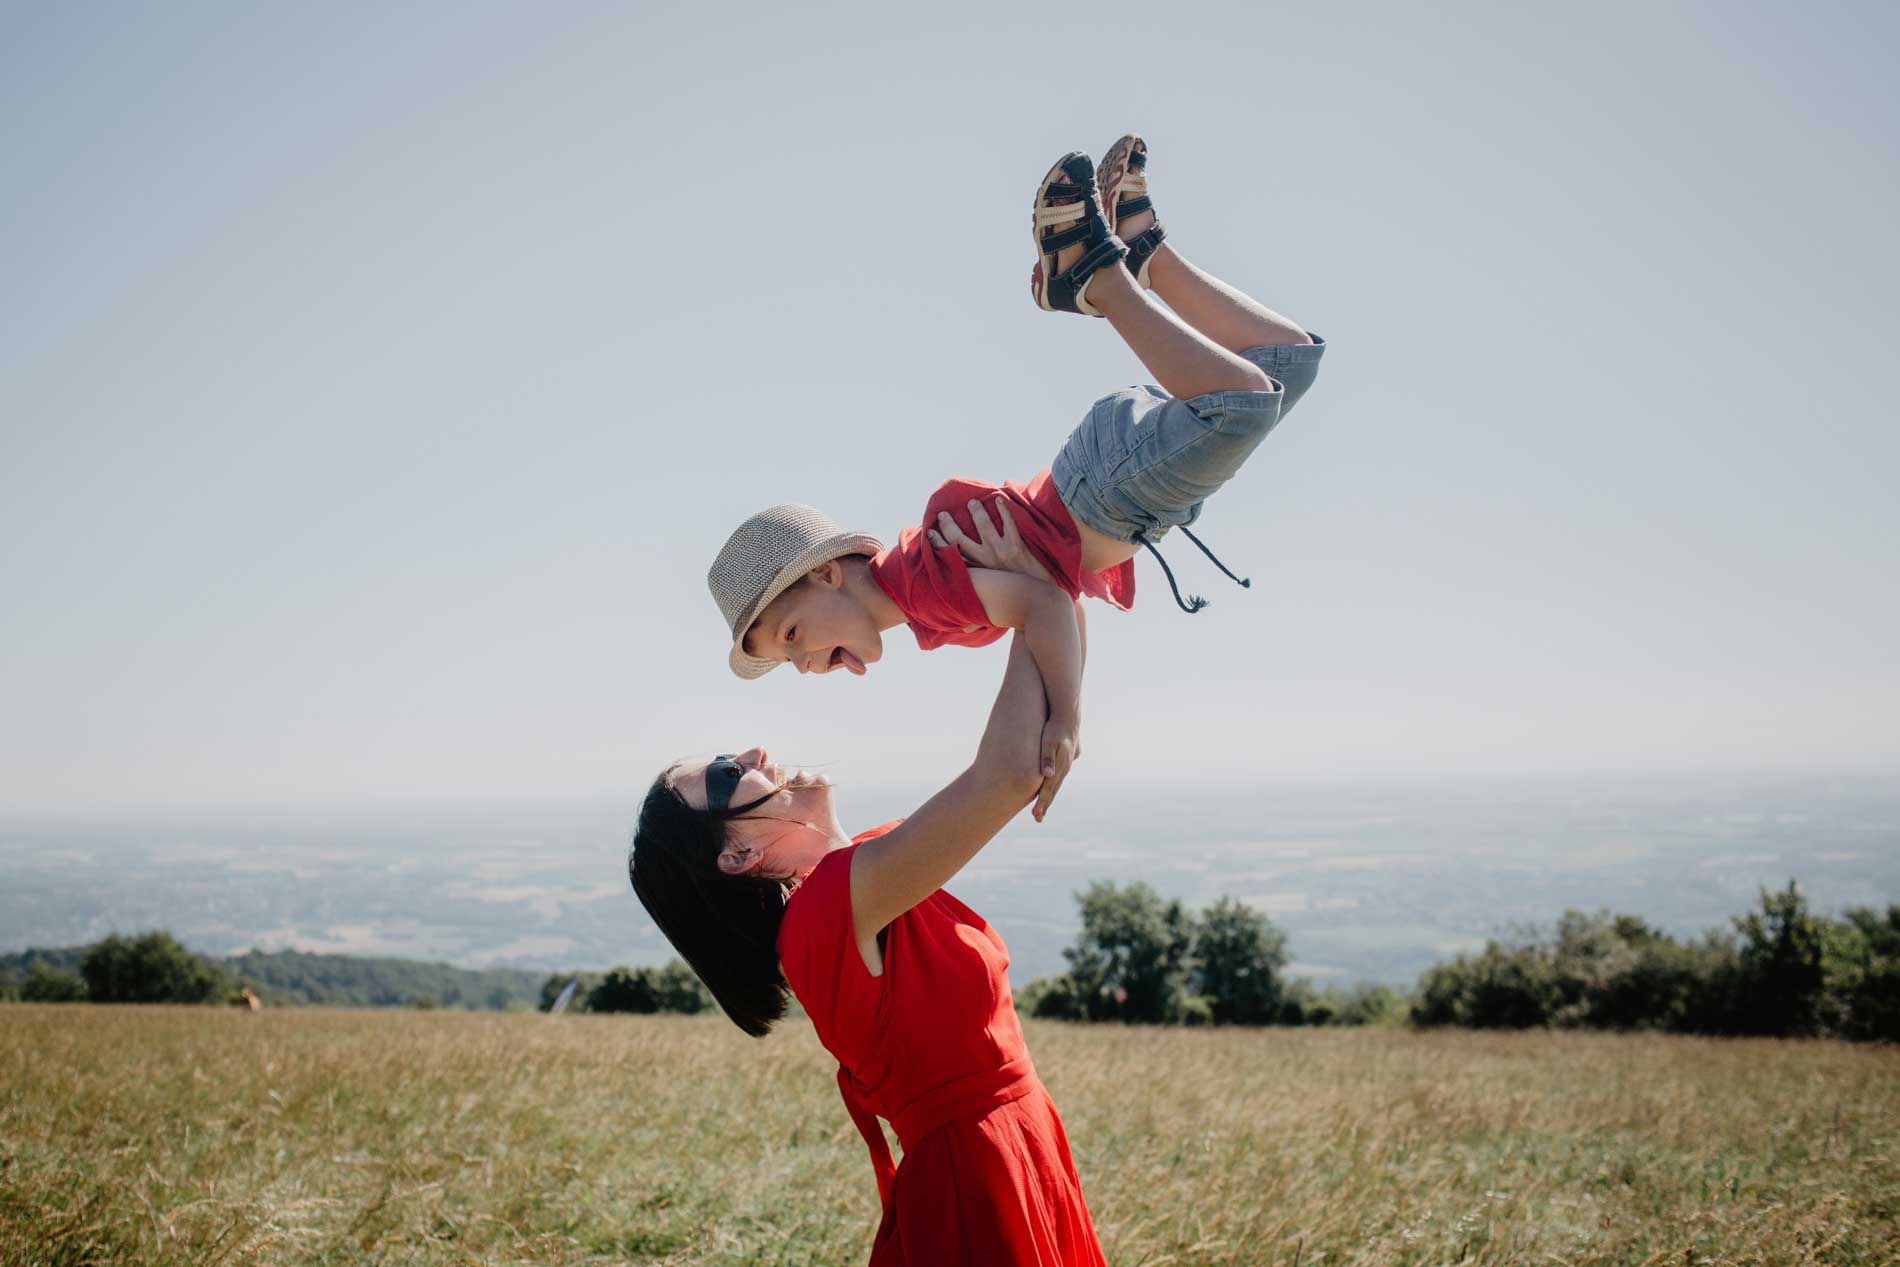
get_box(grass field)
[2,1005,1895,1266]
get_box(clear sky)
[3,1,1896,815]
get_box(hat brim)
[727,531,886,679]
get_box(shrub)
[80,932,230,1005]
[1017,974,1088,1021]
[19,961,87,1003]
[569,961,714,1015]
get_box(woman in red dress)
[629,636,1106,1266]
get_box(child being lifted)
[706,134,1326,820]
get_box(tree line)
[1016,878,1898,1042]
[1410,882,1899,1040]
[0,936,546,1011]
[9,883,1894,1041]
[0,932,714,1017]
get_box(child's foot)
[1030,151,1129,317]
[1028,154,1092,299]
[1098,133,1167,288]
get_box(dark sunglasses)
[705,753,746,813]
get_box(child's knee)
[1191,390,1284,441]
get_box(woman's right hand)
[928,498,1055,585]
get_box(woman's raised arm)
[848,633,1047,946]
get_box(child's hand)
[1034,716,1081,822]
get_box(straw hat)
[709,504,884,679]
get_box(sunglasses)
[705,753,747,813]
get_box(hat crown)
[708,504,853,635]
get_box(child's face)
[744,562,884,677]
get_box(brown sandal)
[1099,133,1168,288]
[1030,151,1127,316]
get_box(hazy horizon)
[7,769,1895,985]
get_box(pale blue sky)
[3,1,1896,813]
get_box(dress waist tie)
[836,1054,1042,1213]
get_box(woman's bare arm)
[848,633,1046,948]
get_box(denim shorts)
[1052,335,1326,542]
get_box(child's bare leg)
[1111,192,1311,352]
[1147,245,1311,351]
[1076,262,1272,400]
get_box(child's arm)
[964,568,1082,821]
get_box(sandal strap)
[1055,233,1128,286]
[1044,181,1087,199]
[1127,149,1146,170]
[1040,221,1094,252]
[1115,194,1153,219]
[1034,200,1087,229]
[1127,219,1167,287]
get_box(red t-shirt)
[869,468,1136,651]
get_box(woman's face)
[669,748,845,879]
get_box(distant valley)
[4,773,1894,987]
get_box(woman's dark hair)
[628,766,793,1037]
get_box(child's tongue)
[832,647,867,676]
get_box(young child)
[707,135,1325,817]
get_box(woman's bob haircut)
[627,765,794,1038]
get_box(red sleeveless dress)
[777,825,1108,1266]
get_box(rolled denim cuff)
[1241,333,1326,416]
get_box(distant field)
[2,1006,1895,1266]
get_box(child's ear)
[809,560,843,589]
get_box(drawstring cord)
[1179,525,1251,589]
[1138,537,1206,613]
[1137,526,1251,615]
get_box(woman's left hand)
[928,498,1055,585]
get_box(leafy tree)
[1062,881,1196,1023]
[1825,905,1900,1042]
[1733,881,1827,1037]
[19,961,88,1002]
[1190,896,1288,1025]
[81,932,229,1004]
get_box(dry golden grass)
[2,1004,1895,1265]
